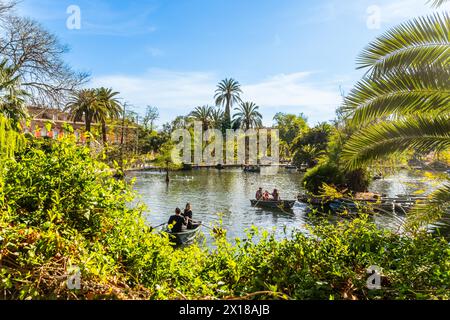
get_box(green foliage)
[1,137,449,300]
[302,162,344,194]
[292,123,332,168]
[232,102,263,131]
[342,13,450,169]
[0,59,28,124]
[0,115,25,159]
[273,113,309,159]
[215,78,243,131]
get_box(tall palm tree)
[65,89,101,144]
[232,102,263,131]
[0,59,28,125]
[215,78,243,130]
[96,87,122,144]
[189,105,213,131]
[341,11,450,225]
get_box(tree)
[189,105,213,131]
[292,123,332,168]
[96,88,122,145]
[0,13,88,108]
[273,113,309,158]
[215,78,243,130]
[143,106,159,131]
[210,107,224,129]
[341,13,450,168]
[65,89,101,144]
[232,102,263,131]
[341,10,450,224]
[0,59,28,124]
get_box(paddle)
[186,217,225,235]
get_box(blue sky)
[17,0,450,127]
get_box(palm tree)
[214,78,243,130]
[342,13,450,168]
[189,105,213,131]
[65,89,101,144]
[210,107,224,129]
[341,11,450,225]
[232,102,263,131]
[96,87,122,144]
[0,59,28,124]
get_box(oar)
[187,217,223,233]
[150,223,167,231]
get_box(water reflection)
[129,169,443,244]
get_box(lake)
[129,168,441,243]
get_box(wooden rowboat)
[250,199,296,210]
[164,222,202,246]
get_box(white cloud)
[242,72,342,124]
[92,69,344,126]
[376,0,450,23]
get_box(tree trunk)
[165,165,170,183]
[85,116,91,147]
[102,120,107,145]
[225,95,231,129]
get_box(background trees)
[96,87,122,145]
[0,59,28,124]
[232,102,263,131]
[273,113,309,160]
[0,4,88,108]
[215,78,243,131]
[143,106,159,132]
[189,105,213,131]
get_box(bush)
[1,137,449,300]
[302,162,344,194]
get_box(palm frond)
[428,0,450,8]
[357,13,450,75]
[342,115,450,169]
[344,66,450,125]
[407,183,450,231]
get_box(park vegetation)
[0,0,449,300]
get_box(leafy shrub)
[0,137,449,300]
[302,162,344,194]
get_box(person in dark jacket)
[168,208,186,233]
[183,203,194,229]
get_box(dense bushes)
[0,138,449,300]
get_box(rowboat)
[250,199,296,210]
[243,166,261,173]
[299,193,416,214]
[164,222,202,246]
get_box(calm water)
[129,168,440,243]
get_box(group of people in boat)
[255,187,281,201]
[167,203,196,233]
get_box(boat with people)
[250,199,296,210]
